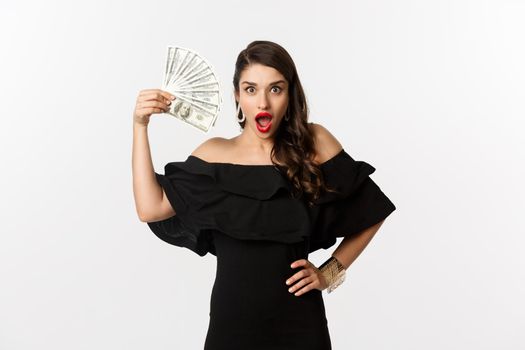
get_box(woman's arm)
[132,123,174,222]
[132,89,175,222]
[332,220,385,269]
[309,122,386,269]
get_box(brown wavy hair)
[233,40,338,207]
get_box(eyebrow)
[241,80,286,86]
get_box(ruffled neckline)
[149,147,393,256]
[187,148,346,168]
[162,148,364,201]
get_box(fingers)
[290,259,308,269]
[286,266,310,286]
[139,89,174,101]
[135,103,169,117]
[137,89,175,106]
[140,92,175,104]
[133,89,176,123]
[141,107,166,115]
[287,275,315,296]
[286,259,326,296]
[137,100,171,112]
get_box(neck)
[235,127,275,154]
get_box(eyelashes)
[244,86,283,94]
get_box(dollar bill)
[167,98,218,132]
[161,46,222,132]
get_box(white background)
[1,0,524,349]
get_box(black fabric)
[147,157,312,256]
[145,148,396,349]
[147,148,396,256]
[204,232,331,349]
[307,149,397,253]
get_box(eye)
[245,86,255,93]
[271,86,282,93]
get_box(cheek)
[278,96,289,113]
[241,96,257,109]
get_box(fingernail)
[286,280,290,285]
[171,95,176,100]
[167,101,171,105]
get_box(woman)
[132,40,396,349]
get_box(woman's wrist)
[318,256,346,293]
[134,120,149,129]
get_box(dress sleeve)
[146,159,226,257]
[307,149,396,253]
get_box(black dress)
[146,148,396,350]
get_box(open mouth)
[256,116,272,126]
[255,112,273,127]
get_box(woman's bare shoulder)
[190,137,232,162]
[308,122,344,164]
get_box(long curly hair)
[233,40,338,207]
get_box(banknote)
[167,98,218,132]
[161,46,222,132]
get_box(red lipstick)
[255,112,273,133]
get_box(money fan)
[162,46,222,132]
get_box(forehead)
[240,63,287,85]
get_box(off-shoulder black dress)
[146,148,396,350]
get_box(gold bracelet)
[318,256,346,293]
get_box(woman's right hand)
[133,89,176,126]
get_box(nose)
[258,92,269,110]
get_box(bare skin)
[191,63,289,166]
[132,65,385,296]
[132,89,175,222]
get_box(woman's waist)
[212,230,308,264]
[209,275,326,324]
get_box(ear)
[234,89,239,102]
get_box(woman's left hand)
[286,259,328,296]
